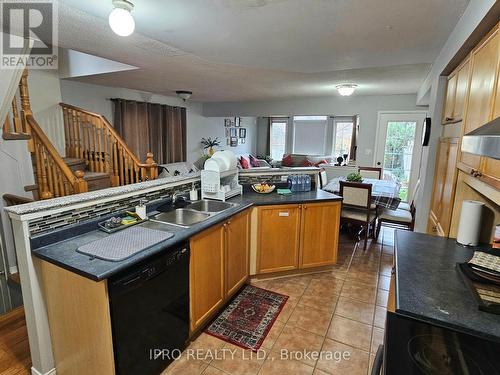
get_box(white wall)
[59,80,257,162]
[203,94,427,166]
[0,139,35,272]
[28,70,65,154]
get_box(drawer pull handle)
[278,212,289,217]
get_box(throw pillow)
[302,159,314,167]
[282,154,293,167]
[249,155,260,167]
[239,156,250,169]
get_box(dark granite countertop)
[394,230,500,343]
[32,190,341,281]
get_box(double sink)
[150,200,238,228]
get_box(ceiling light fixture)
[109,0,135,37]
[336,84,358,96]
[176,90,193,101]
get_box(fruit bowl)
[251,183,276,194]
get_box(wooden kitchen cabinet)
[189,209,250,332]
[428,138,459,237]
[442,59,470,124]
[256,202,341,274]
[461,25,498,171]
[189,223,225,332]
[225,210,250,298]
[453,59,470,123]
[257,204,301,273]
[300,202,340,268]
[442,72,457,124]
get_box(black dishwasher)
[108,243,190,375]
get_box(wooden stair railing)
[3,193,34,206]
[2,92,31,141]
[59,103,158,187]
[26,115,88,199]
[3,69,88,200]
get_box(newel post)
[19,69,34,151]
[145,152,158,180]
[74,170,88,193]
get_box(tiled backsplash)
[29,182,199,236]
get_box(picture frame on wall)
[235,117,241,127]
[224,118,232,127]
[239,128,246,138]
[230,137,238,147]
[230,128,238,137]
[241,138,246,144]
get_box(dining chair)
[376,204,415,238]
[339,181,377,251]
[398,179,420,211]
[319,169,328,189]
[358,166,382,180]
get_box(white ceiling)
[57,0,469,102]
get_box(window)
[333,121,354,157]
[267,115,355,161]
[292,116,328,155]
[270,119,287,160]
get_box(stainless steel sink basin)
[188,200,236,213]
[151,209,210,227]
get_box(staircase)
[63,157,111,191]
[2,69,159,202]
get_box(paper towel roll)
[457,200,484,246]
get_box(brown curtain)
[112,99,186,164]
[265,117,271,155]
[349,115,358,161]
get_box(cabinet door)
[189,224,225,332]
[428,211,445,237]
[480,38,500,187]
[439,139,459,236]
[442,73,457,124]
[299,202,340,268]
[461,28,498,169]
[257,205,301,274]
[225,210,249,298]
[453,60,470,122]
[430,139,449,219]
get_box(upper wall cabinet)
[460,24,499,175]
[443,73,458,124]
[442,59,470,124]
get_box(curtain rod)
[107,97,186,109]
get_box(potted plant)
[346,172,363,182]
[201,137,221,156]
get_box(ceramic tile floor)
[163,228,395,375]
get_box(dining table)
[322,177,402,210]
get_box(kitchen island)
[382,231,500,374]
[31,189,341,280]
[20,188,341,375]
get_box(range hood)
[461,116,500,160]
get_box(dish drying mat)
[77,227,174,261]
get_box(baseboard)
[9,265,18,275]
[31,366,56,375]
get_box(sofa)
[236,153,272,170]
[280,153,334,167]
